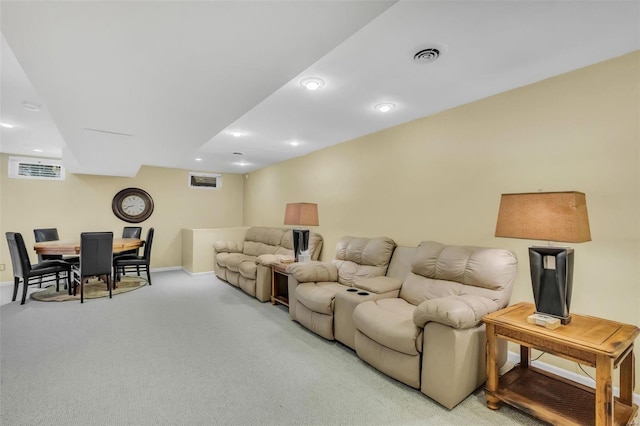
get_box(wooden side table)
[271,262,293,307]
[483,302,639,426]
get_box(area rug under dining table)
[30,276,147,302]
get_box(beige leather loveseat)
[286,236,397,340]
[214,226,322,302]
[353,241,517,409]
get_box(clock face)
[122,195,146,216]
[112,188,154,223]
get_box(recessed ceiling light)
[195,158,203,161]
[22,101,41,112]
[228,129,247,137]
[288,140,300,146]
[300,77,325,91]
[374,103,396,113]
[33,148,44,152]
[234,161,250,167]
[0,122,15,128]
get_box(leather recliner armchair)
[286,236,396,340]
[353,241,517,409]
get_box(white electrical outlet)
[0,264,5,271]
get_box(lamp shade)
[284,203,319,226]
[495,191,591,243]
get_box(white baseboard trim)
[149,266,182,273]
[182,269,215,277]
[507,351,640,406]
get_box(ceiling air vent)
[8,156,65,180]
[414,48,441,64]
[189,172,221,190]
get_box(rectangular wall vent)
[8,156,65,181]
[188,172,221,190]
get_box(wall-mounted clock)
[112,188,154,223]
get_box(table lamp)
[284,202,319,262]
[495,191,591,325]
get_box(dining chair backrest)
[6,232,32,278]
[122,227,142,239]
[34,228,60,243]
[143,228,154,260]
[34,228,63,262]
[143,228,155,261]
[79,232,113,277]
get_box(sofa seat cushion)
[296,282,345,315]
[238,260,258,279]
[354,298,422,356]
[225,253,257,272]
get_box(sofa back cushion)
[331,236,396,286]
[399,241,517,308]
[243,227,288,257]
[242,226,323,259]
[386,246,416,282]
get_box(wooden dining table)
[34,238,143,255]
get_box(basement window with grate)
[8,156,65,181]
[188,172,221,190]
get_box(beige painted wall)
[244,52,640,388]
[0,160,244,281]
[182,226,248,274]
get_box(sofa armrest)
[286,261,338,283]
[354,276,402,294]
[413,295,499,330]
[256,254,295,266]
[213,241,244,253]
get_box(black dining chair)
[34,227,80,265]
[119,227,143,268]
[6,232,72,304]
[72,232,113,303]
[114,228,154,286]
[33,228,62,262]
[122,227,142,239]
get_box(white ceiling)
[1,1,639,177]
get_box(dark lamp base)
[529,246,575,325]
[292,229,310,262]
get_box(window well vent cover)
[189,172,221,190]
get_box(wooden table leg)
[485,323,500,410]
[270,268,276,305]
[595,354,614,426]
[619,349,634,406]
[520,344,530,368]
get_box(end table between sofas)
[271,262,293,307]
[483,302,639,426]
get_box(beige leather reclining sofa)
[287,237,517,409]
[214,226,322,302]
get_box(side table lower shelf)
[488,364,637,426]
[271,262,292,307]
